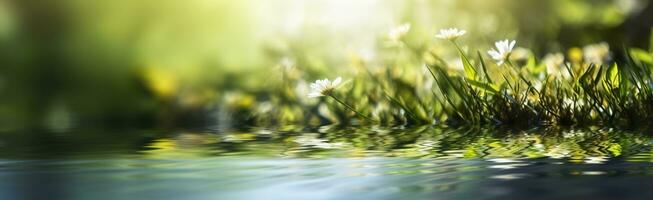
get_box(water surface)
[1,126,653,199]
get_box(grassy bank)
[229,27,653,128]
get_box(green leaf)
[454,43,477,80]
[477,51,493,84]
[467,79,499,94]
[607,63,620,87]
[578,64,596,85]
[525,52,543,74]
[629,48,653,65]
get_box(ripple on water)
[1,127,653,199]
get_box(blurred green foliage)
[0,0,651,130]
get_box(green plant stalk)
[362,66,421,122]
[451,41,478,80]
[328,94,377,122]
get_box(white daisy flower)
[583,42,610,65]
[543,53,566,76]
[308,77,343,98]
[435,28,466,41]
[387,23,411,42]
[487,39,516,65]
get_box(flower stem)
[506,59,516,69]
[328,94,377,122]
[451,41,463,55]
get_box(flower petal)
[308,92,323,98]
[332,77,342,87]
[488,50,500,59]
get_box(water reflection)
[1,126,653,199]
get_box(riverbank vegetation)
[248,27,653,128]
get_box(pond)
[1,126,653,199]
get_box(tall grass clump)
[243,25,653,128]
